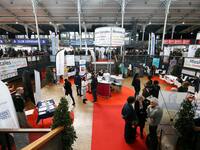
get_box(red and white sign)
[164,39,191,45]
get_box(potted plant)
[45,67,54,85]
[52,97,77,150]
[174,99,195,150]
[195,48,200,58]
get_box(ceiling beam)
[28,25,44,33]
[156,25,172,34]
[37,2,55,23]
[179,25,200,34]
[0,25,20,33]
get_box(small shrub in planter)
[174,99,195,150]
[52,97,77,150]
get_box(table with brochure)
[36,99,56,123]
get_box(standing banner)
[79,60,86,76]
[51,32,56,55]
[148,33,151,55]
[150,33,155,56]
[56,50,65,76]
[0,81,19,128]
[34,70,41,104]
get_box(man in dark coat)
[121,96,138,144]
[64,79,75,106]
[74,72,82,96]
[91,73,98,102]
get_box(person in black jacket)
[64,79,75,106]
[121,96,138,144]
[13,87,30,128]
[74,72,82,96]
[152,80,160,98]
[178,81,190,92]
[135,95,148,138]
[132,73,141,97]
[91,73,98,102]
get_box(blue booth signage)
[12,39,48,45]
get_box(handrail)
[21,126,64,150]
[0,128,50,133]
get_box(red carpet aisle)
[88,86,147,150]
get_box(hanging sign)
[95,27,125,47]
[12,39,48,45]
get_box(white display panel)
[184,58,200,70]
[95,27,125,47]
[188,45,200,57]
[181,69,196,76]
[65,55,75,66]
[0,58,27,80]
[196,33,200,40]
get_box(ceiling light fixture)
[16,21,18,24]
[148,21,151,25]
[182,22,185,24]
[49,21,52,24]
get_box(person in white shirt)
[86,72,92,93]
[81,76,88,104]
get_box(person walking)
[74,72,82,96]
[152,80,161,98]
[135,95,147,138]
[64,79,75,106]
[147,97,163,150]
[132,73,141,97]
[91,73,98,102]
[81,76,87,104]
[121,96,138,144]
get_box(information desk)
[36,99,56,123]
[97,77,111,97]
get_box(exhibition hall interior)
[0,0,200,150]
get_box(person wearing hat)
[146,97,163,150]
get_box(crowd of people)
[0,48,49,58]
[122,74,163,150]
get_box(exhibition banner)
[0,81,19,128]
[164,39,191,45]
[65,55,75,66]
[150,33,155,56]
[188,45,200,57]
[95,27,125,47]
[34,70,41,104]
[0,58,27,80]
[56,50,65,76]
[184,58,200,70]
[79,59,86,76]
[51,32,56,55]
